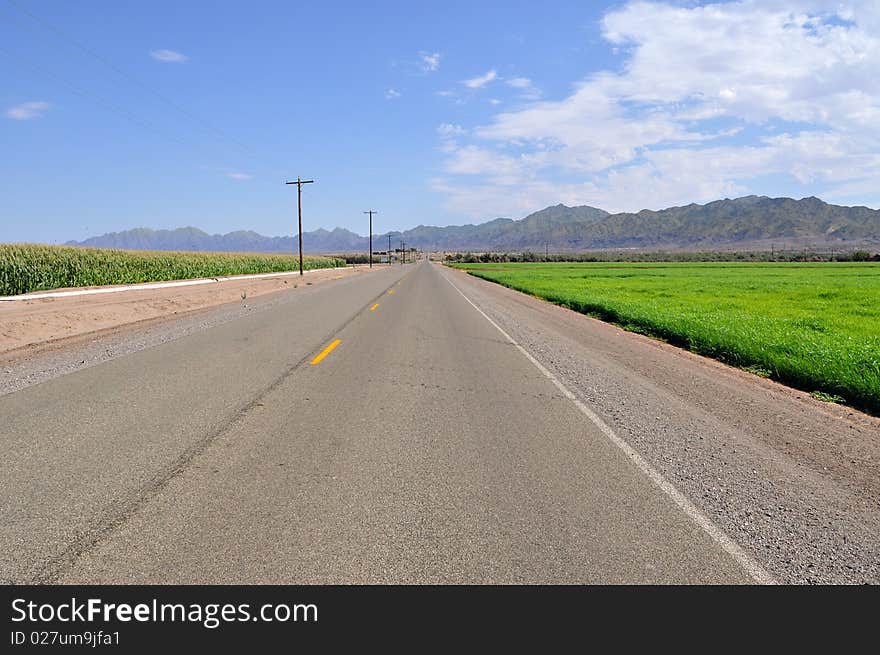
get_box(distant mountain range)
[66,196,880,253]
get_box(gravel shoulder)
[442,264,880,584]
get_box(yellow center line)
[369,303,379,311]
[388,289,395,294]
[310,339,341,365]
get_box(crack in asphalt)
[28,279,402,583]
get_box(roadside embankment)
[0,265,375,359]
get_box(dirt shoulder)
[0,266,375,362]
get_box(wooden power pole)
[285,176,314,275]
[364,210,377,268]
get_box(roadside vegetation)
[336,249,419,265]
[445,249,879,264]
[452,262,880,415]
[0,244,344,296]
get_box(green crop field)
[452,262,880,415]
[0,244,345,297]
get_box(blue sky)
[3,0,879,243]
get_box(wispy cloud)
[5,101,50,120]
[226,172,252,180]
[419,51,441,72]
[436,90,464,106]
[506,77,531,89]
[385,88,401,100]
[462,69,498,89]
[150,49,188,63]
[506,76,541,100]
[437,123,465,138]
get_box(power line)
[0,43,196,151]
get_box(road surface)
[2,261,877,583]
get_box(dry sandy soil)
[0,266,375,361]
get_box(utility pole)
[388,234,392,265]
[285,176,314,275]
[364,210,377,268]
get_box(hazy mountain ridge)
[66,196,880,253]
[586,196,880,249]
[68,226,366,254]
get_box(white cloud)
[462,69,498,89]
[437,1,880,216]
[436,90,465,106]
[437,123,465,138]
[226,172,252,180]
[5,101,50,120]
[489,98,501,105]
[419,51,441,72]
[385,88,401,100]
[150,49,188,63]
[505,76,541,100]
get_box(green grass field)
[453,262,880,415]
[0,244,345,297]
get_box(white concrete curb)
[0,267,338,301]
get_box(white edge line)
[443,268,777,585]
[0,266,338,301]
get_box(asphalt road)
[3,261,876,583]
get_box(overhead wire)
[0,42,197,151]
[3,0,286,174]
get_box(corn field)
[0,244,345,296]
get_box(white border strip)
[0,267,334,302]
[443,269,776,585]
